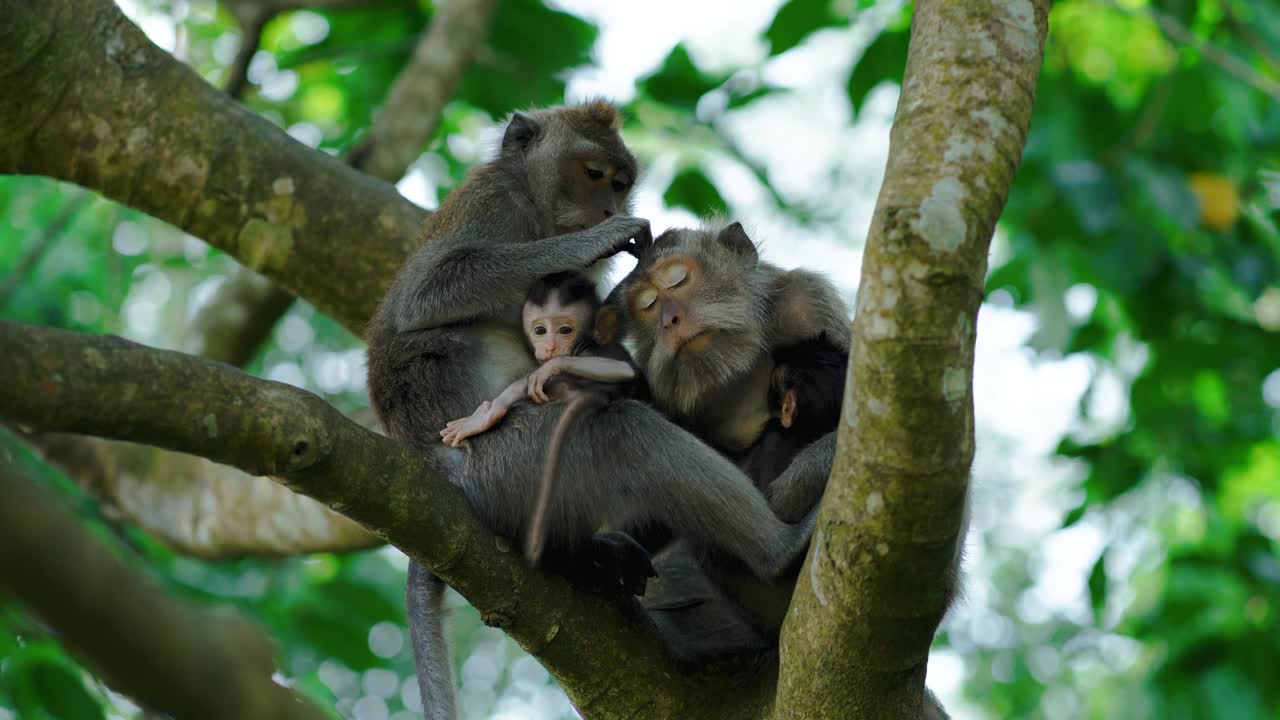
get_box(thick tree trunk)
[777,1,1049,717]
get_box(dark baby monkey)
[739,332,849,493]
[439,271,648,565]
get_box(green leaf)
[846,26,910,116]
[663,169,729,216]
[457,0,598,118]
[637,45,728,112]
[1087,550,1108,618]
[765,0,845,56]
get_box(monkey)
[607,221,853,530]
[438,271,649,567]
[611,222,963,717]
[597,221,849,647]
[738,332,849,493]
[365,102,817,720]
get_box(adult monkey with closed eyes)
[365,102,816,720]
[612,223,959,717]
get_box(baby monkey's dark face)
[522,298,592,362]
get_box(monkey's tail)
[526,393,599,565]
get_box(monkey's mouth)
[674,331,712,356]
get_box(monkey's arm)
[440,378,528,446]
[527,356,635,403]
[553,356,636,383]
[764,431,836,522]
[393,216,650,332]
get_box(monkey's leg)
[764,431,837,522]
[457,400,814,580]
[406,562,457,720]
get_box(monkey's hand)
[589,214,652,263]
[526,359,564,403]
[440,401,507,447]
[580,531,657,597]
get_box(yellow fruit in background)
[1187,172,1240,231]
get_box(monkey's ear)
[502,112,540,152]
[580,99,623,130]
[593,305,621,345]
[780,389,797,429]
[717,222,758,264]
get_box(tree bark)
[0,0,425,336]
[775,1,1049,717]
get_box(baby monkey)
[440,271,648,564]
[739,332,849,493]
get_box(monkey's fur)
[366,104,816,720]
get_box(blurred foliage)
[2,0,1280,718]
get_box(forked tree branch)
[0,450,328,720]
[0,320,735,718]
[775,0,1049,716]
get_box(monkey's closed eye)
[636,288,658,311]
[661,264,689,289]
[586,167,604,180]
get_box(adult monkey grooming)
[365,102,815,720]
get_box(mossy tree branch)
[775,1,1050,717]
[0,320,746,719]
[0,0,425,336]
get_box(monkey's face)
[618,223,769,415]
[505,103,638,235]
[523,299,592,362]
[552,154,635,232]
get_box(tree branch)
[19,429,380,558]
[776,0,1049,716]
[222,9,267,101]
[0,447,329,720]
[1121,1,1280,102]
[0,0,426,336]
[0,320,738,717]
[346,0,498,181]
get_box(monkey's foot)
[580,531,657,596]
